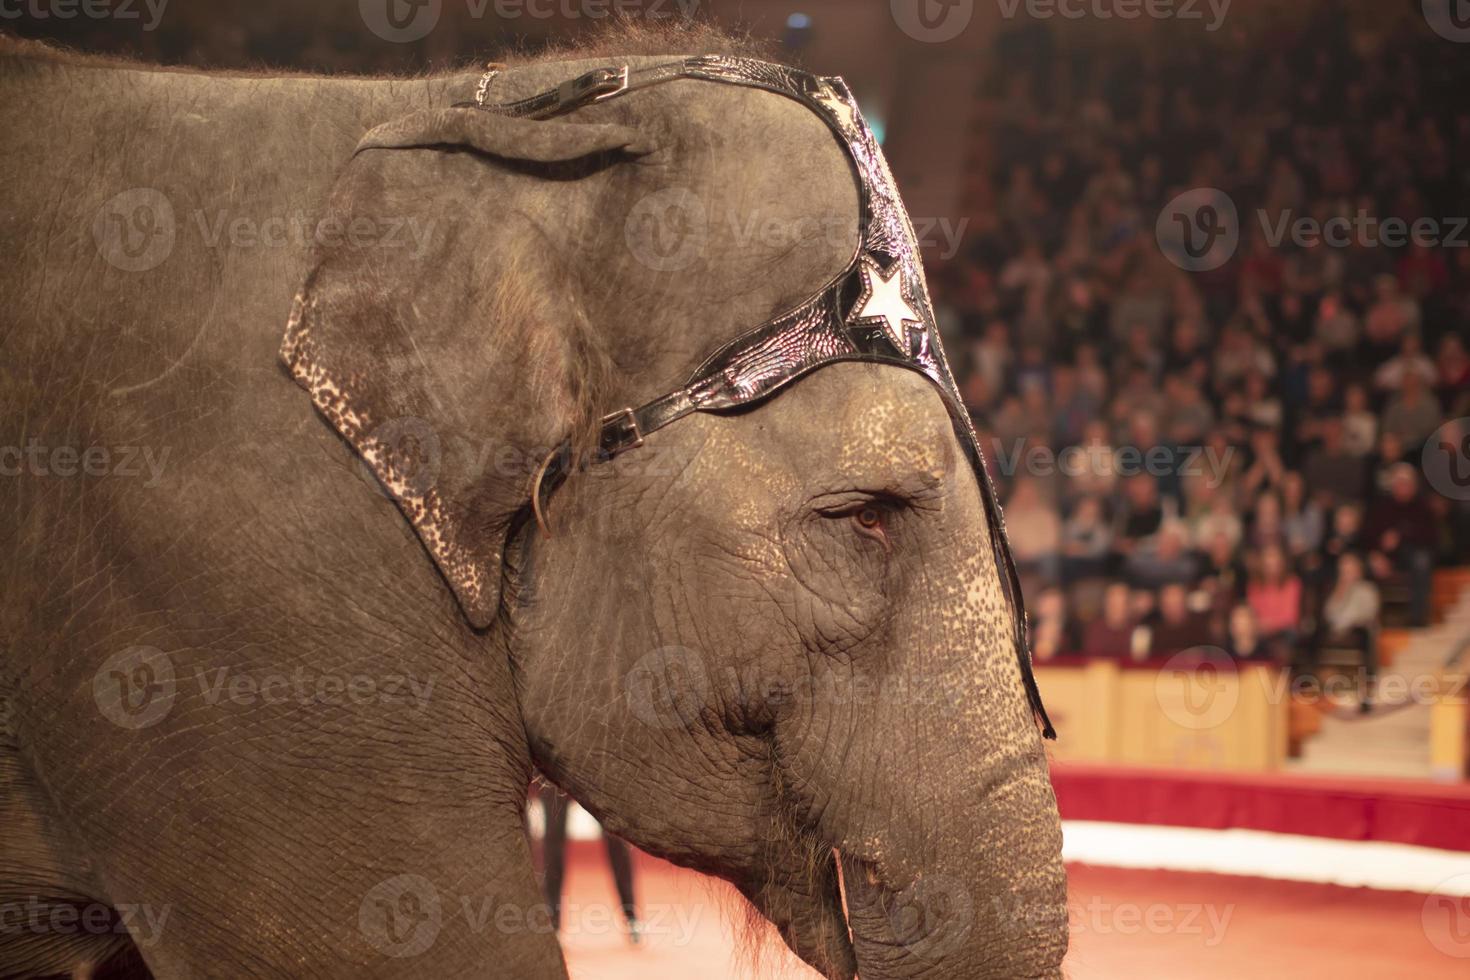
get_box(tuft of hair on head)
[490,13,780,68]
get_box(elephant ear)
[281,107,649,627]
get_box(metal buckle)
[591,65,630,102]
[555,66,629,114]
[600,406,644,452]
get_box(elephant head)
[283,45,1066,980]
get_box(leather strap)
[598,389,696,457]
[454,58,724,119]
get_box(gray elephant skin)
[0,27,1067,980]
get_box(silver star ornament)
[849,255,924,352]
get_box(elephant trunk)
[776,636,1069,980]
[833,742,1067,979]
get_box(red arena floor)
[558,849,1467,979]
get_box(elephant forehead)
[769,364,958,484]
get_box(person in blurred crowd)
[1436,333,1470,416]
[1373,333,1437,393]
[1082,582,1140,659]
[1150,584,1212,655]
[1364,464,1437,626]
[1318,502,1365,586]
[1313,290,1359,361]
[1303,418,1367,505]
[1339,383,1378,457]
[1246,493,1286,552]
[1114,473,1167,555]
[1280,472,1325,560]
[1241,427,1289,499]
[1007,477,1062,585]
[1185,478,1243,552]
[1030,587,1069,661]
[1368,429,1408,495]
[1126,523,1198,590]
[1316,553,1381,711]
[1363,275,1420,362]
[1061,495,1112,583]
[1068,419,1119,502]
[1247,544,1302,645]
[1224,604,1276,662]
[1380,371,1442,451]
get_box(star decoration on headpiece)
[848,255,924,353]
[812,80,859,135]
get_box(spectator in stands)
[1246,493,1286,552]
[1313,290,1359,361]
[1339,383,1378,457]
[1150,583,1213,655]
[1242,372,1284,431]
[1281,472,1325,560]
[1380,371,1443,452]
[1068,419,1120,502]
[1241,427,1289,499]
[1369,429,1408,495]
[1031,587,1069,661]
[1363,275,1420,363]
[1318,502,1365,586]
[1006,477,1062,585]
[1224,604,1276,662]
[1437,333,1470,417]
[1114,473,1167,555]
[1125,522,1198,589]
[1364,464,1437,626]
[1061,495,1112,583]
[1246,544,1303,644]
[1293,363,1340,451]
[1373,333,1437,393]
[1316,552,1381,711]
[1303,418,1367,505]
[1081,582,1139,659]
[1185,478,1243,552]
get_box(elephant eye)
[815,493,905,550]
[850,504,891,549]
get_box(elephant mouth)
[838,851,977,975]
[829,851,1064,980]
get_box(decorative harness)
[461,57,1054,739]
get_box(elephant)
[0,23,1067,980]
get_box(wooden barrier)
[1037,657,1289,772]
[1429,666,1469,781]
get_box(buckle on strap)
[599,406,644,455]
[556,65,629,113]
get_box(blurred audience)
[933,12,1466,668]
